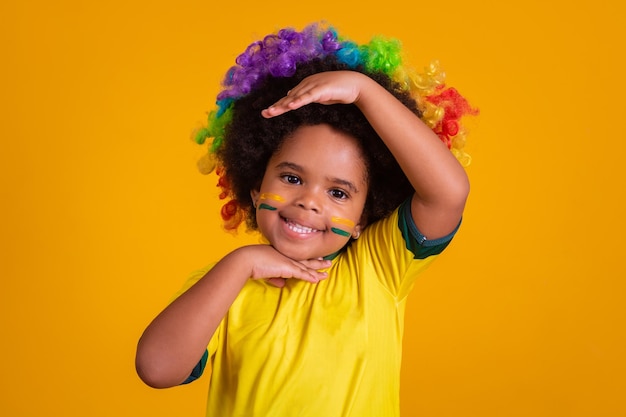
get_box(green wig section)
[194,105,234,153]
[361,36,403,77]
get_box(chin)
[276,247,317,261]
[277,243,343,262]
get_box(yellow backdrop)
[2,0,624,416]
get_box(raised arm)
[262,71,469,239]
[135,246,329,388]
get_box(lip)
[281,216,324,237]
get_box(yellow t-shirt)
[178,200,458,416]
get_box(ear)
[352,222,365,239]
[352,214,367,239]
[250,189,260,208]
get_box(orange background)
[2,1,624,416]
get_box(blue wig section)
[336,41,363,68]
[216,98,234,117]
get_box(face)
[251,124,369,261]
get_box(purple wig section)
[216,25,343,102]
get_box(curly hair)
[194,22,477,231]
[220,55,419,229]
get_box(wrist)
[227,245,268,280]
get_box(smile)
[285,219,319,234]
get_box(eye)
[282,174,301,185]
[329,189,349,200]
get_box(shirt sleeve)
[181,349,209,384]
[170,263,223,385]
[397,198,461,260]
[357,198,461,300]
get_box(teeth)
[287,221,317,234]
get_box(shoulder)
[341,200,460,298]
[359,199,460,260]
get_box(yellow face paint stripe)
[331,217,355,228]
[260,193,285,202]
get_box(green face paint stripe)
[258,203,277,211]
[331,227,351,237]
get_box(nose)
[295,187,322,213]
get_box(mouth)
[283,217,321,234]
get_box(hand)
[261,71,369,118]
[240,245,331,288]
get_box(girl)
[136,22,476,416]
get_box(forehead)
[270,124,368,184]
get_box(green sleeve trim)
[398,198,461,260]
[181,349,209,385]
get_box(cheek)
[255,207,276,236]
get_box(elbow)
[135,363,167,389]
[136,359,185,389]
[459,174,471,204]
[135,344,187,389]
[448,171,470,211]
[135,357,170,389]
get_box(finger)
[286,264,327,283]
[262,98,304,118]
[265,268,325,287]
[265,277,286,287]
[261,87,318,118]
[261,105,288,118]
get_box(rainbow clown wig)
[194,22,478,232]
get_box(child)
[136,22,476,416]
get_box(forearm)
[135,248,251,388]
[261,70,469,238]
[135,244,329,388]
[355,75,469,236]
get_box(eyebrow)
[274,161,360,194]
